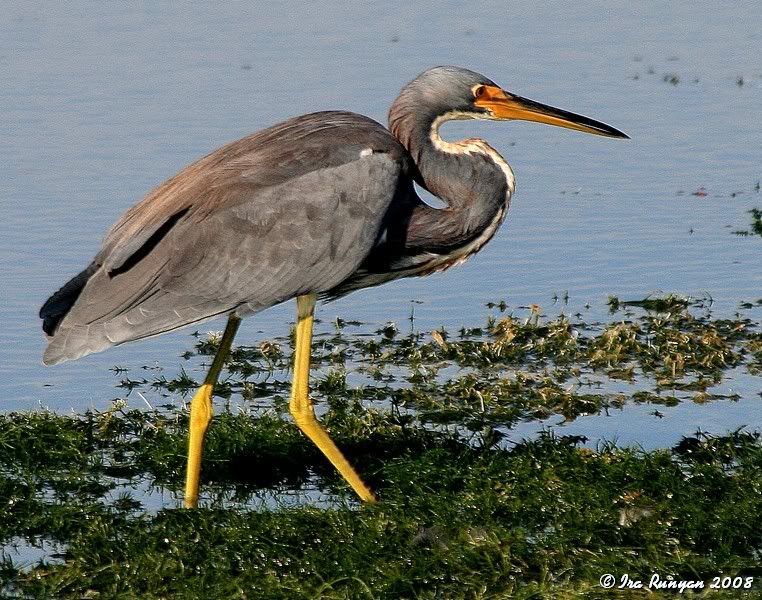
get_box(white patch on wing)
[359,148,374,157]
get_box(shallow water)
[1,2,760,446]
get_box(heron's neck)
[424,113,515,200]
[391,110,515,250]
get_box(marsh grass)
[2,296,762,598]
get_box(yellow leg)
[184,313,241,508]
[290,294,377,503]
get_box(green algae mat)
[2,297,761,598]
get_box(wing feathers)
[42,122,407,364]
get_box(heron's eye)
[474,85,486,99]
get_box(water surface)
[1,1,760,446]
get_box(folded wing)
[41,112,409,364]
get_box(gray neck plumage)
[389,103,514,253]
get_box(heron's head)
[392,65,628,139]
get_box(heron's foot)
[184,383,214,508]
[291,405,377,503]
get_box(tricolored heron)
[40,66,627,507]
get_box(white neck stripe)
[429,112,516,196]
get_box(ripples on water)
[1,2,760,446]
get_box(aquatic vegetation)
[2,296,761,597]
[154,294,760,429]
[733,208,762,237]
[1,411,761,598]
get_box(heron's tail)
[40,263,98,337]
[40,263,236,365]
[40,263,108,365]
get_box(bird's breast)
[414,202,508,275]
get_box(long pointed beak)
[475,86,629,139]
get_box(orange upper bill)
[474,85,629,138]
